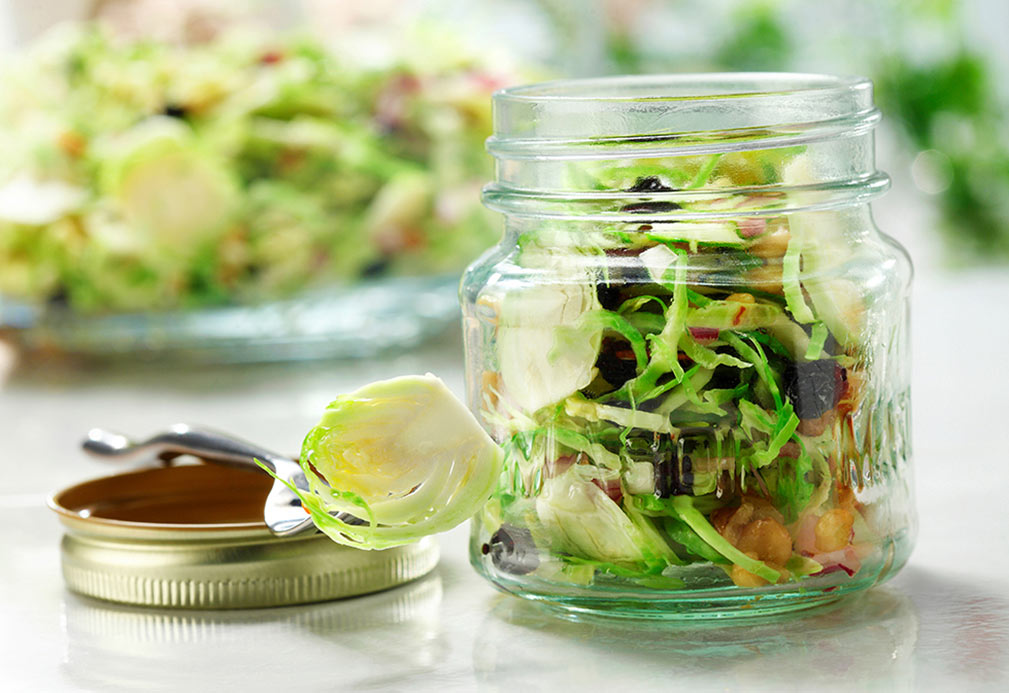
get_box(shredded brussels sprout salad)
[470,148,889,590]
[263,374,503,550]
[0,24,515,312]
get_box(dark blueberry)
[706,365,740,391]
[627,176,674,193]
[620,201,682,214]
[782,359,846,419]
[636,397,664,413]
[486,524,539,575]
[594,337,638,387]
[595,353,637,387]
[595,256,654,310]
[596,283,623,310]
[361,259,391,278]
[606,395,663,413]
[649,432,700,497]
[162,103,188,118]
[612,373,680,413]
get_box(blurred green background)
[552,0,1009,264]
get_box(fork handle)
[82,424,294,474]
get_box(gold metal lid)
[48,464,439,609]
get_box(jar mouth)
[488,72,879,160]
[495,73,871,104]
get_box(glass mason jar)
[461,74,914,618]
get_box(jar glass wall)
[462,74,913,618]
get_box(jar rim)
[488,72,878,154]
[494,72,872,104]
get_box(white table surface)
[2,224,1009,692]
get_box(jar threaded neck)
[484,73,888,219]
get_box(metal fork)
[82,424,319,536]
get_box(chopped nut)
[729,551,787,587]
[710,506,736,535]
[744,262,783,294]
[731,561,768,587]
[745,495,786,524]
[714,503,753,545]
[737,517,793,566]
[815,507,855,552]
[748,227,791,259]
[713,496,785,545]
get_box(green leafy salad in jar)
[465,136,912,601]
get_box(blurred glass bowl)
[0,22,526,362]
[0,274,460,362]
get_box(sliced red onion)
[591,477,623,504]
[812,563,856,578]
[546,454,578,477]
[688,326,720,343]
[736,217,767,238]
[810,546,861,577]
[794,513,820,555]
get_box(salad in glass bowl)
[0,23,519,359]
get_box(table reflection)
[475,586,918,691]
[60,573,445,691]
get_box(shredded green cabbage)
[782,236,816,323]
[470,149,874,594]
[670,496,781,583]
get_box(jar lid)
[48,464,439,609]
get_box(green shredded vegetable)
[469,148,874,594]
[670,496,780,583]
[804,321,830,360]
[782,237,816,323]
